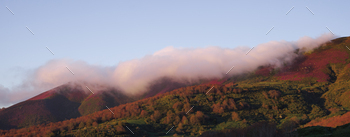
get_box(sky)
[0,1,350,107]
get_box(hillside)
[140,77,190,99]
[1,36,350,136]
[0,83,135,130]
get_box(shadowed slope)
[0,84,135,130]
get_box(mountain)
[0,79,190,130]
[0,83,135,130]
[1,36,350,136]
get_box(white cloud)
[0,33,335,107]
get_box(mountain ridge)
[1,36,350,136]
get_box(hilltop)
[0,83,135,130]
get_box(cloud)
[0,33,335,107]
[0,85,11,108]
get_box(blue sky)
[0,0,349,90]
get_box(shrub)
[309,104,327,119]
[262,91,269,99]
[268,90,281,99]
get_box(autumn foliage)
[1,37,350,136]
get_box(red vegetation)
[224,82,235,87]
[204,78,228,85]
[212,102,224,114]
[140,110,148,117]
[305,112,350,128]
[0,100,55,130]
[212,98,238,114]
[29,90,55,101]
[56,85,89,103]
[277,49,348,82]
[29,84,90,102]
[0,84,134,130]
[231,112,240,121]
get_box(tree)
[115,111,122,119]
[195,111,205,123]
[222,87,228,94]
[86,119,93,127]
[172,102,183,112]
[115,125,126,133]
[176,123,184,133]
[212,103,224,114]
[185,97,190,103]
[239,101,250,109]
[173,116,181,125]
[128,105,141,117]
[78,122,85,129]
[272,105,278,110]
[164,110,175,124]
[262,102,269,109]
[228,98,238,110]
[67,123,75,131]
[216,89,223,95]
[118,121,125,126]
[140,110,148,117]
[262,91,269,99]
[309,104,326,119]
[189,114,200,125]
[222,99,229,110]
[233,88,242,94]
[183,103,192,113]
[268,90,281,99]
[92,122,98,127]
[182,116,189,125]
[151,110,162,122]
[208,96,214,101]
[101,115,107,122]
[232,112,241,121]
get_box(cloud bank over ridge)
[0,33,335,107]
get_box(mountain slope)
[0,83,135,130]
